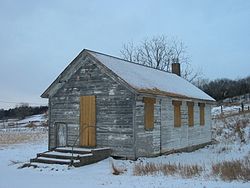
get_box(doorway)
[56,123,67,147]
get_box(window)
[143,97,156,130]
[187,102,194,127]
[172,100,182,127]
[198,103,205,126]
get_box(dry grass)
[0,128,47,146]
[133,162,160,176]
[212,155,250,181]
[178,164,203,178]
[134,157,250,181]
[160,163,178,175]
[133,162,204,178]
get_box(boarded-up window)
[187,102,194,127]
[143,97,156,130]
[198,103,205,126]
[172,100,182,127]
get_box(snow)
[88,51,215,101]
[1,140,249,188]
[212,105,240,116]
[0,108,250,188]
[44,151,93,157]
[0,113,47,128]
[56,147,92,152]
[212,104,250,117]
[37,157,78,163]
[17,114,46,124]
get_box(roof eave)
[137,88,216,104]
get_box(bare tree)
[120,35,201,82]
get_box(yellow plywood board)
[80,96,96,147]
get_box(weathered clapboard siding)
[134,95,212,157]
[134,96,161,157]
[160,98,212,153]
[48,59,135,158]
[67,124,79,146]
[162,98,189,151]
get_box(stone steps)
[30,147,111,167]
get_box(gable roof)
[88,50,215,101]
[42,49,215,102]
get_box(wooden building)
[41,49,215,160]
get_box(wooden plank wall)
[49,60,135,158]
[160,98,212,153]
[135,95,212,158]
[135,96,161,157]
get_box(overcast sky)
[0,0,250,109]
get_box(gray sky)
[0,0,250,109]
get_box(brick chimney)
[171,58,180,76]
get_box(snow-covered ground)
[17,114,47,126]
[0,113,47,129]
[212,103,250,117]
[1,141,249,188]
[0,111,250,188]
